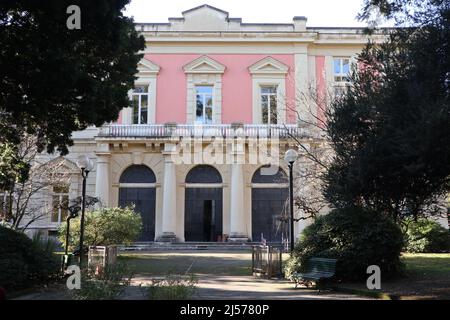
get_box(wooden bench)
[291,257,337,289]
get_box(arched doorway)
[251,166,289,243]
[118,165,156,241]
[185,165,223,242]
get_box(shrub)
[0,226,60,291]
[285,207,404,281]
[59,206,142,251]
[28,233,60,283]
[403,218,450,253]
[71,262,133,300]
[147,274,197,300]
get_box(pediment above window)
[248,56,289,75]
[137,59,161,75]
[183,55,226,74]
[40,156,79,173]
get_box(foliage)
[359,0,448,27]
[284,207,404,281]
[324,1,450,219]
[59,206,142,251]
[0,142,30,191]
[0,0,144,157]
[72,262,133,300]
[147,274,198,300]
[0,226,60,291]
[403,218,450,253]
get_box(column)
[95,154,110,207]
[158,154,177,242]
[294,44,311,125]
[229,163,248,241]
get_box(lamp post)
[284,149,298,253]
[76,154,93,267]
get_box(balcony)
[98,124,309,139]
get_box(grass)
[336,253,450,300]
[402,253,450,278]
[119,250,253,277]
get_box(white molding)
[183,55,226,74]
[185,183,224,188]
[137,59,161,75]
[185,57,224,124]
[250,183,289,188]
[118,183,158,188]
[251,77,286,124]
[248,56,289,75]
[248,57,288,124]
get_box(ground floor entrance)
[251,188,289,243]
[119,187,156,241]
[185,188,223,242]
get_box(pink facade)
[315,56,326,126]
[144,54,296,124]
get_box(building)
[11,4,436,243]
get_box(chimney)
[293,16,307,31]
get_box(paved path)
[124,274,370,300]
[15,250,371,300]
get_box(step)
[118,241,271,251]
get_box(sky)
[123,0,377,27]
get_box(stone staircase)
[119,241,264,251]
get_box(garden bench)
[291,257,337,289]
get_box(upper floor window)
[261,86,278,125]
[51,184,69,223]
[130,85,150,124]
[195,86,213,124]
[333,57,350,83]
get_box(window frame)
[50,184,69,224]
[129,85,151,125]
[332,57,352,98]
[260,85,278,125]
[333,57,351,83]
[195,85,214,124]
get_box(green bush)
[0,226,60,291]
[403,218,450,253]
[285,207,404,281]
[147,274,197,300]
[72,262,133,300]
[59,206,142,251]
[28,233,60,283]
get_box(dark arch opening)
[119,165,156,241]
[252,165,288,184]
[120,165,156,183]
[185,165,223,242]
[186,165,222,183]
[251,165,288,243]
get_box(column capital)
[95,153,111,164]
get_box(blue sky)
[124,0,382,27]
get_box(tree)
[0,134,70,230]
[285,85,335,221]
[0,0,144,155]
[324,1,450,220]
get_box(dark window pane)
[51,196,59,222]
